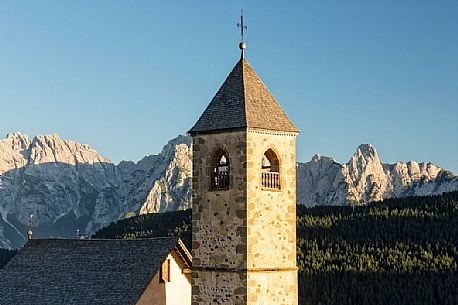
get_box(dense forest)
[1,191,457,304]
[93,191,458,304]
[297,191,458,305]
[94,209,192,249]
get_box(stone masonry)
[190,56,299,305]
[246,129,298,305]
[191,130,248,305]
[191,129,298,305]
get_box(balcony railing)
[262,172,280,189]
[210,171,229,189]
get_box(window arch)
[210,149,230,189]
[261,149,280,189]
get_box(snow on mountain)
[0,133,456,248]
[86,135,192,233]
[0,133,190,248]
[297,144,458,206]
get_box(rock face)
[0,133,191,248]
[86,135,192,233]
[297,144,458,206]
[0,133,456,248]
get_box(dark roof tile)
[0,237,184,305]
[189,58,299,134]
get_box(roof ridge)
[189,57,299,134]
[240,58,248,128]
[241,59,299,133]
[27,236,179,243]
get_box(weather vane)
[237,9,247,58]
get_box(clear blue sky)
[1,1,457,172]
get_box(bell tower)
[189,14,299,305]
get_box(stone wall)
[246,129,298,305]
[191,128,298,305]
[191,130,248,305]
[192,271,247,305]
[247,271,297,305]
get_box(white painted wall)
[165,250,191,305]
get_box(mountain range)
[297,144,457,206]
[0,132,456,248]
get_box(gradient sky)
[0,1,457,172]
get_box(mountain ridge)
[297,143,457,206]
[0,132,456,248]
[0,132,191,248]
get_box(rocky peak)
[138,135,192,214]
[28,134,111,166]
[297,143,458,206]
[311,154,336,163]
[0,133,118,247]
[348,144,382,172]
[1,133,457,249]
[345,144,386,202]
[160,135,192,160]
[5,132,30,148]
[85,135,192,233]
[0,132,30,172]
[307,154,337,174]
[355,143,378,158]
[311,154,321,162]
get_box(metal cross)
[237,9,247,42]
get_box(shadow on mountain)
[0,161,119,248]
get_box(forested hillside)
[297,191,458,305]
[92,191,458,304]
[1,192,457,304]
[94,209,192,249]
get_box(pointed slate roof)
[0,237,191,305]
[189,58,299,134]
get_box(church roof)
[189,58,299,134]
[0,237,191,305]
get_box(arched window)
[261,149,280,189]
[210,150,230,189]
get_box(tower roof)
[189,58,299,135]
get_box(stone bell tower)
[189,15,299,305]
